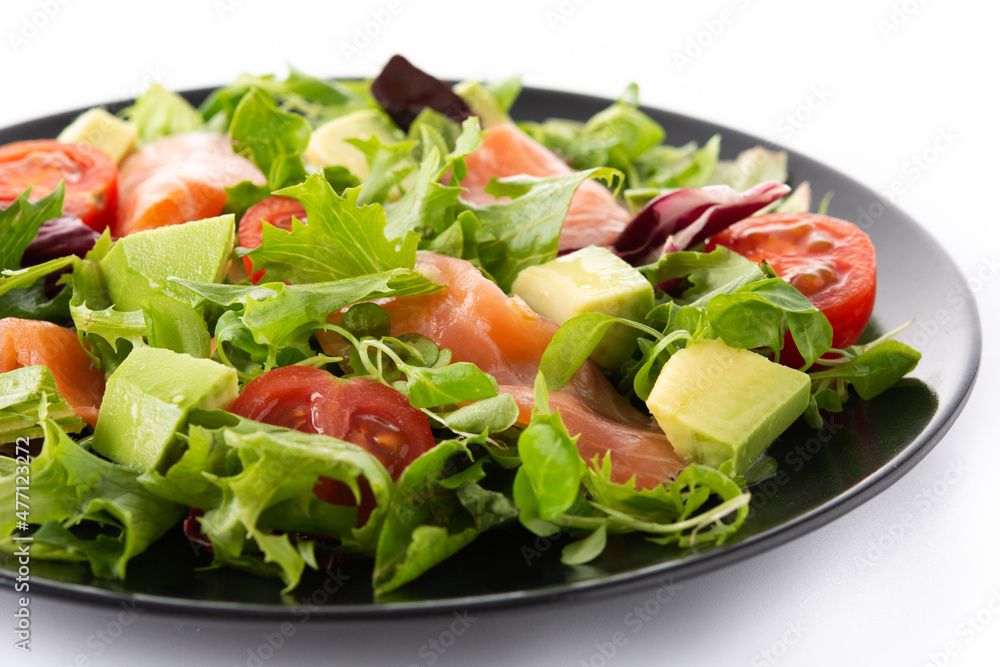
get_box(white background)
[1,0,997,665]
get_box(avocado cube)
[304,109,402,179]
[58,107,138,163]
[646,338,810,474]
[99,214,235,311]
[92,347,238,471]
[511,246,654,369]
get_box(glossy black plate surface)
[0,86,982,618]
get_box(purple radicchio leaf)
[371,55,471,132]
[612,181,791,265]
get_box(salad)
[0,56,921,597]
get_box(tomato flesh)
[229,366,434,524]
[708,212,876,362]
[238,196,306,283]
[0,140,119,232]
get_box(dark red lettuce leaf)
[613,181,791,265]
[371,55,471,132]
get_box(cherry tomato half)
[229,366,434,524]
[0,140,119,232]
[238,196,306,283]
[708,212,876,360]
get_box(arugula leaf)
[0,367,85,443]
[0,419,185,579]
[245,174,419,284]
[0,277,72,324]
[465,167,621,291]
[0,184,66,270]
[122,84,203,144]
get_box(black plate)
[0,86,982,618]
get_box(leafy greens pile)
[0,63,919,597]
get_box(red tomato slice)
[0,140,118,232]
[708,212,877,361]
[229,366,434,524]
[238,196,306,283]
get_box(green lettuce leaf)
[229,87,310,191]
[464,167,621,291]
[0,367,85,443]
[197,421,394,592]
[0,183,65,271]
[0,419,185,579]
[373,438,517,595]
[244,174,419,284]
[122,84,203,144]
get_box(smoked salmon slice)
[460,123,632,250]
[321,252,685,488]
[114,133,264,236]
[0,317,105,427]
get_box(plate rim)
[0,84,983,619]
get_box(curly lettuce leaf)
[0,419,185,579]
[196,421,394,592]
[244,174,419,284]
[0,366,85,443]
[373,438,516,595]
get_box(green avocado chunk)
[646,338,810,474]
[511,245,654,370]
[98,214,235,311]
[92,347,238,472]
